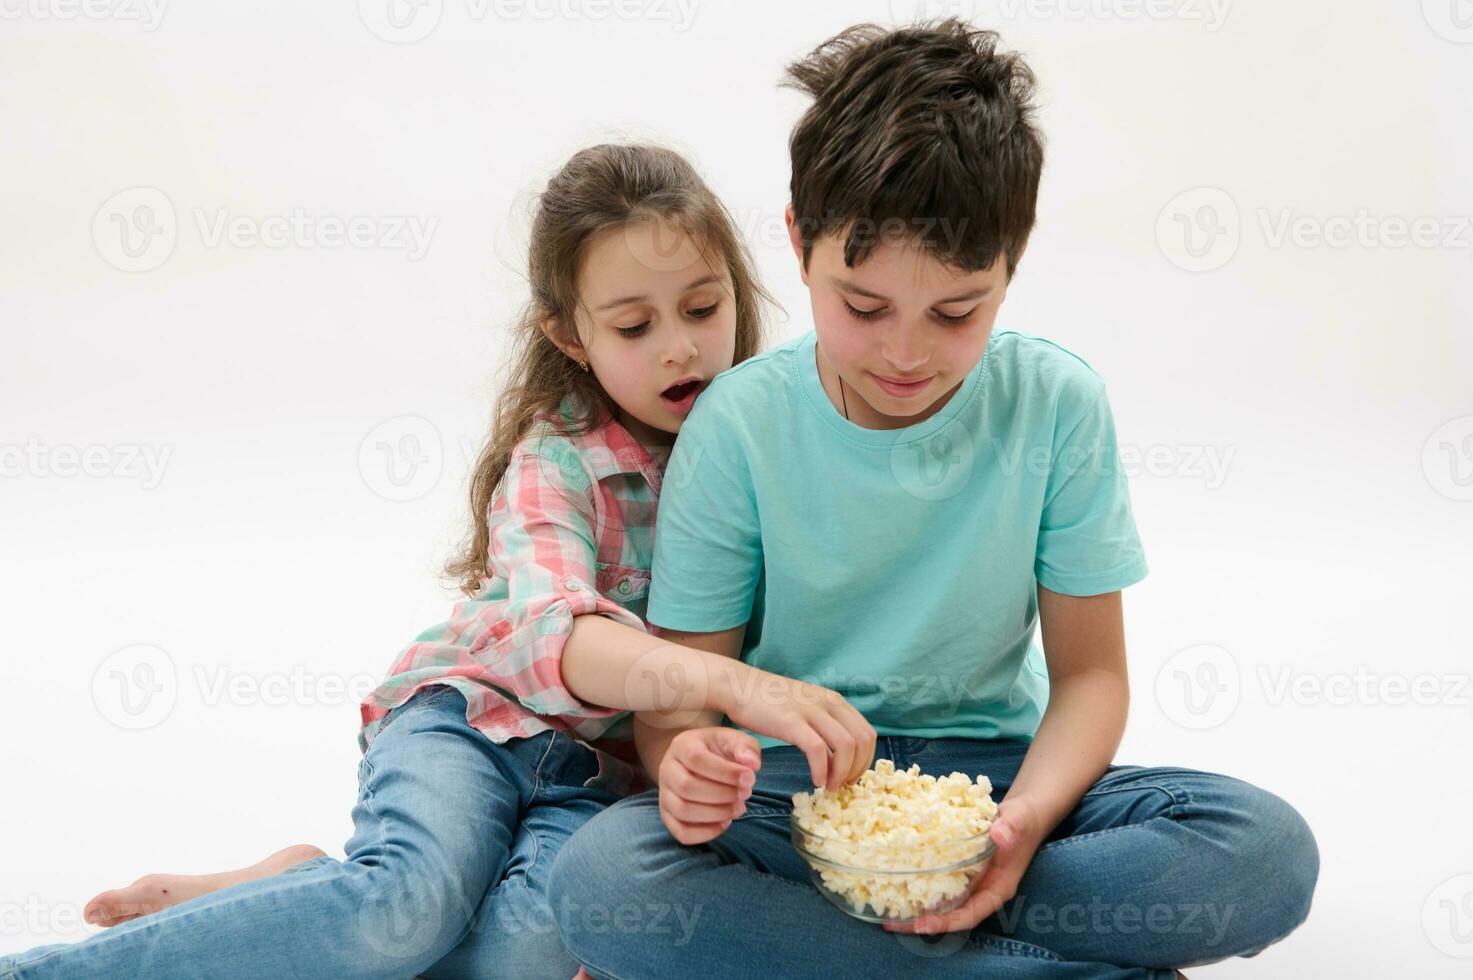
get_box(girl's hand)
[720,671,876,791]
[657,727,760,845]
[884,794,1046,935]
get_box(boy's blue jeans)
[548,736,1319,979]
[1,686,618,980]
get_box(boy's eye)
[843,299,886,320]
[688,302,719,319]
[934,308,975,325]
[616,322,649,338]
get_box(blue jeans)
[547,736,1318,979]
[1,686,620,980]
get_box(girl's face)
[570,218,738,448]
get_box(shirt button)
[567,580,582,591]
[618,580,631,594]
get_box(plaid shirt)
[359,397,668,797]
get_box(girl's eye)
[687,302,719,319]
[934,308,974,325]
[616,322,649,338]
[843,299,886,321]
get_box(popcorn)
[791,759,998,921]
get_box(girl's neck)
[614,408,676,452]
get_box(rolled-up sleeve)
[478,445,649,717]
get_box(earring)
[577,359,589,372]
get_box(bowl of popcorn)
[790,759,998,925]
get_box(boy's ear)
[1012,238,1029,270]
[540,316,587,366]
[784,203,810,286]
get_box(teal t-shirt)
[648,329,1147,748]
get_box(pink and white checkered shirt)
[359,396,668,797]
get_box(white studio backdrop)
[1,1,1470,975]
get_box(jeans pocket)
[378,683,462,733]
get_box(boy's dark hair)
[783,19,1045,279]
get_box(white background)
[2,0,1470,975]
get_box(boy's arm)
[1009,586,1130,833]
[629,624,747,777]
[898,586,1130,935]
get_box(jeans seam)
[278,854,336,876]
[529,731,560,798]
[0,864,376,975]
[969,932,1064,960]
[1036,813,1177,854]
[735,805,790,819]
[726,859,814,895]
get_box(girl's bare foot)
[83,843,327,927]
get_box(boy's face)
[787,205,1018,430]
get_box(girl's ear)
[540,316,588,368]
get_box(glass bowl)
[790,814,996,926]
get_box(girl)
[1,143,874,980]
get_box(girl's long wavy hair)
[445,143,771,596]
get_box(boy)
[548,20,1317,979]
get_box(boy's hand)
[657,727,760,845]
[720,671,876,791]
[883,795,1046,935]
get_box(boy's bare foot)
[83,843,327,927]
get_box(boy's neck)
[815,342,964,431]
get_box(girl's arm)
[560,617,745,737]
[626,625,877,844]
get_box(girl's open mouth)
[660,379,706,416]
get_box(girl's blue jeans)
[1,685,618,980]
[547,736,1319,980]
